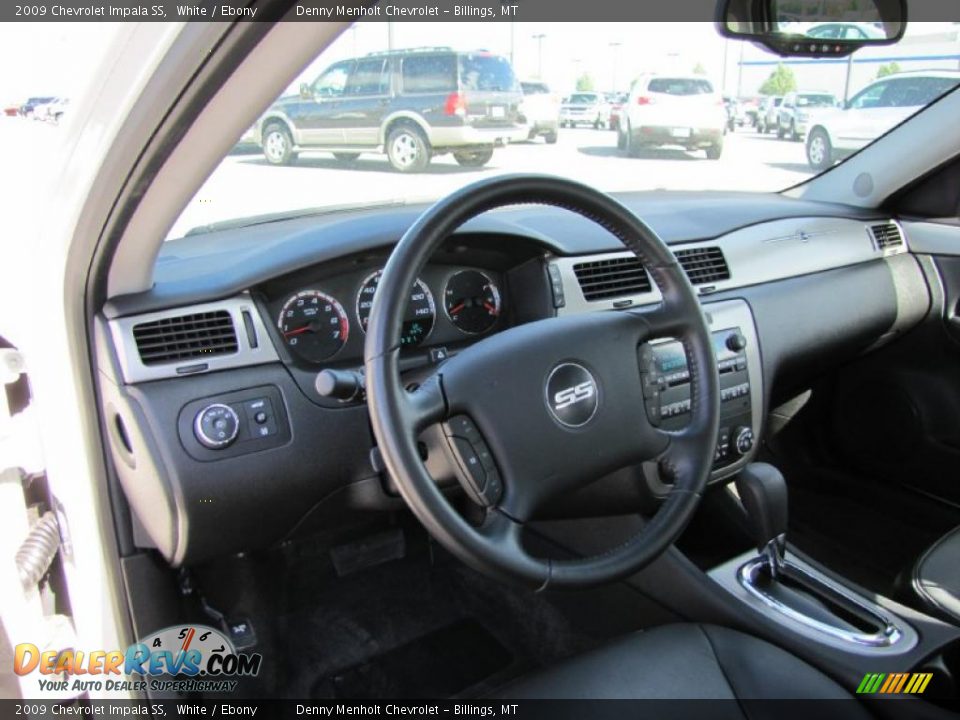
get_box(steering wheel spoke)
[404,371,448,433]
[628,298,691,341]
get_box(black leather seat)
[499,623,871,715]
[913,526,960,625]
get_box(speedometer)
[277,290,349,363]
[356,270,435,347]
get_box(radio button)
[726,332,747,352]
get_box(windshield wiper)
[182,199,409,237]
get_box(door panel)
[339,58,391,146]
[296,60,355,144]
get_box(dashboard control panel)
[644,327,753,469]
[177,385,291,461]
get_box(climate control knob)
[194,403,240,449]
[732,426,755,456]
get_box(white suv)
[619,75,726,159]
[805,70,960,170]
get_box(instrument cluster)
[269,265,505,365]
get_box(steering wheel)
[365,175,719,589]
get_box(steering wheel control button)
[194,404,240,449]
[545,362,599,428]
[454,438,487,488]
[446,415,482,444]
[443,415,503,506]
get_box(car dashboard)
[95,192,932,566]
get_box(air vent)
[870,223,903,250]
[675,246,731,285]
[573,256,652,301]
[133,310,238,366]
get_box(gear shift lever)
[736,463,788,578]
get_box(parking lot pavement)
[0,117,819,241]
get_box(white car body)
[621,74,726,156]
[519,81,560,140]
[805,70,960,169]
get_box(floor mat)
[325,619,512,699]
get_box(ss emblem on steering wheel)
[545,362,599,428]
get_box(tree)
[575,73,595,91]
[877,62,901,79]
[758,63,797,96]
[693,62,707,76]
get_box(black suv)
[255,47,525,172]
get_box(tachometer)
[277,290,349,363]
[356,270,435,347]
[444,270,501,334]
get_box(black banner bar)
[2,699,958,720]
[4,0,960,22]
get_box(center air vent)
[674,246,731,285]
[573,256,652,301]
[133,310,238,366]
[869,223,903,250]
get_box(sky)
[0,20,957,105]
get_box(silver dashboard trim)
[550,217,907,316]
[107,293,279,384]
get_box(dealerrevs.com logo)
[13,624,262,694]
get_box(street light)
[609,42,622,93]
[532,33,547,79]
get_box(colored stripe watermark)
[856,672,932,694]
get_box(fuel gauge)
[444,270,501,335]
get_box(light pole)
[609,42,622,93]
[532,33,547,79]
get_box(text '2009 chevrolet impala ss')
[5,0,960,715]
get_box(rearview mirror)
[717,0,906,58]
[299,83,313,100]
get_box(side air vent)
[869,223,903,250]
[675,246,731,285]
[133,310,238,366]
[573,256,652,301]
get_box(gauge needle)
[483,302,498,315]
[283,326,312,337]
[448,302,465,315]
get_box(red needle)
[483,302,498,314]
[448,302,465,315]
[283,326,312,337]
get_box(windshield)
[169,22,960,240]
[796,93,836,106]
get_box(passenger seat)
[912,527,960,625]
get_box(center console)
[641,298,763,493]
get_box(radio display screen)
[654,328,741,374]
